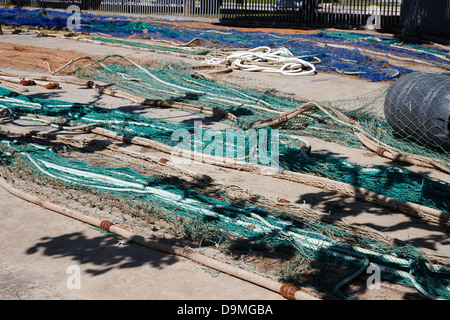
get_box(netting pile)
[54,54,450,173]
[1,6,450,300]
[1,84,449,214]
[1,131,450,299]
[1,62,450,300]
[1,7,450,81]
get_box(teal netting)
[54,54,450,172]
[1,86,449,215]
[0,136,449,299]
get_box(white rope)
[203,46,317,76]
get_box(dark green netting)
[1,86,449,214]
[0,137,449,299]
[52,55,449,173]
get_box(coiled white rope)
[203,46,318,76]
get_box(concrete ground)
[0,26,449,301]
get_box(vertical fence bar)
[259,0,262,24]
[330,0,334,26]
[338,0,342,26]
[385,0,388,28]
[393,0,397,27]
[344,0,348,26]
[326,0,331,26]
[336,0,344,24]
[389,0,392,28]
[392,0,395,27]
[388,0,391,27]
[334,0,339,26]
[395,0,399,26]
[393,0,396,27]
[256,0,260,24]
[364,0,368,26]
[388,0,397,27]
[352,0,356,26]
[346,0,350,27]
[323,0,326,26]
[360,0,363,27]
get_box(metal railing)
[32,0,222,18]
[220,0,402,28]
[97,0,221,18]
[10,0,402,27]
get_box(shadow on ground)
[25,232,180,276]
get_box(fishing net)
[0,133,449,299]
[383,72,450,153]
[49,54,450,174]
[1,6,450,300]
[1,7,449,81]
[1,85,449,215]
[321,31,450,71]
[89,36,212,56]
[1,63,450,300]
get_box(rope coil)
[204,46,318,76]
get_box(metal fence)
[98,0,221,18]
[9,0,402,28]
[30,0,222,18]
[220,0,402,28]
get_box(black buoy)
[384,72,450,152]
